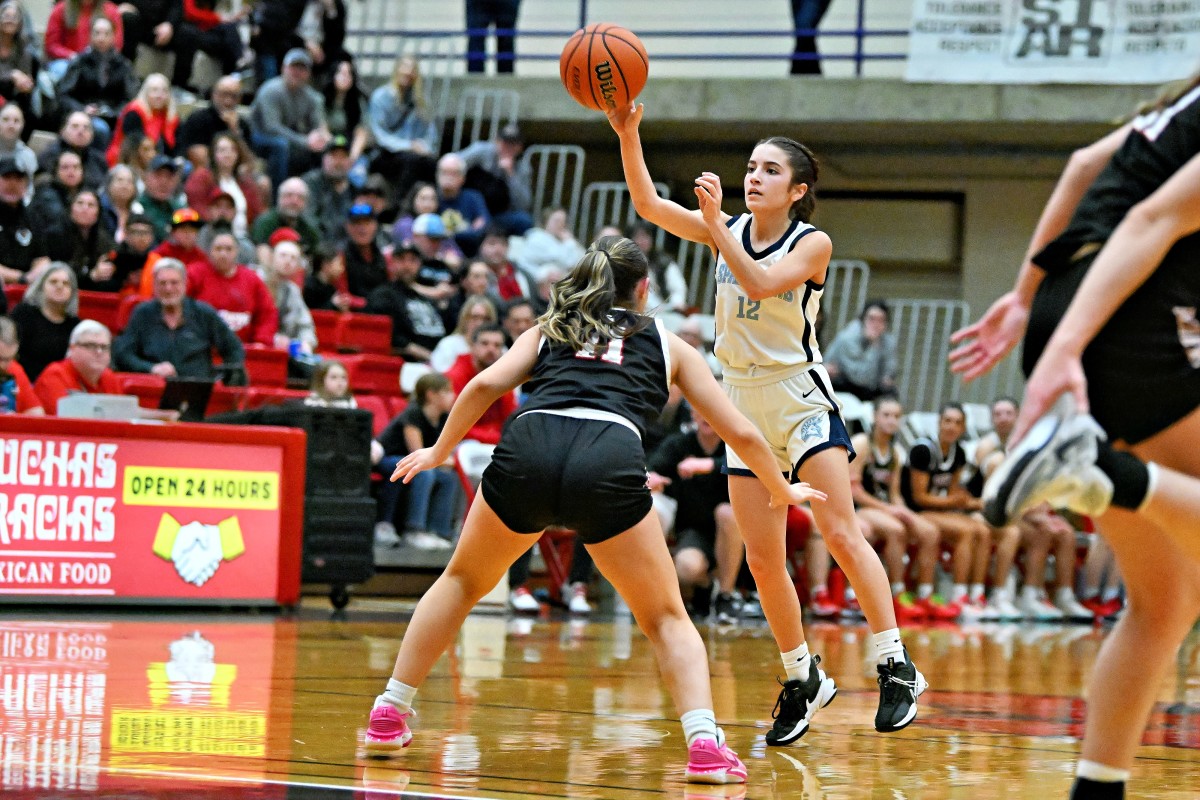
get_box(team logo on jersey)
[15,228,30,246]
[800,414,825,443]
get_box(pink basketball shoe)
[685,738,748,784]
[364,704,413,755]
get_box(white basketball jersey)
[713,214,824,377]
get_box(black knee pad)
[1096,444,1150,510]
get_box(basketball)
[559,23,648,113]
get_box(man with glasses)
[33,320,123,414]
[0,317,44,415]
[178,75,254,170]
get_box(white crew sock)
[781,642,811,682]
[680,708,720,746]
[1076,760,1130,783]
[873,627,905,665]
[375,678,417,713]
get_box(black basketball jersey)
[900,438,965,510]
[1035,84,1200,271]
[518,313,671,439]
[860,439,897,504]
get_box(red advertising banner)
[0,417,305,605]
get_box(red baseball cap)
[207,187,235,205]
[268,227,301,247]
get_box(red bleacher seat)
[340,354,404,396]
[206,385,244,416]
[242,345,288,387]
[116,295,145,332]
[385,395,408,419]
[115,372,166,409]
[310,309,342,354]
[336,313,393,355]
[77,291,122,331]
[5,283,25,308]
[243,386,309,409]
[355,394,391,437]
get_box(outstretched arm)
[667,333,826,508]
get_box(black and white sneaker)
[765,655,838,746]
[713,592,740,625]
[982,395,1113,527]
[874,649,927,733]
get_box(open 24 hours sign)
[0,416,306,606]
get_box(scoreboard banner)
[905,1,1200,84]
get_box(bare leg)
[987,521,1022,591]
[907,515,941,587]
[922,511,980,585]
[1020,517,1051,592]
[674,547,711,595]
[729,475,804,651]
[858,507,907,586]
[391,490,537,685]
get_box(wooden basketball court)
[3,603,1196,799]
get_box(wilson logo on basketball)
[594,61,618,109]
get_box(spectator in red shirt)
[187,229,277,346]
[33,319,122,413]
[0,316,43,414]
[442,323,514,444]
[478,225,533,301]
[44,0,124,79]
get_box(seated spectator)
[367,55,437,201]
[117,0,182,83]
[429,294,495,373]
[458,258,500,309]
[185,131,264,236]
[197,188,256,265]
[249,47,330,192]
[825,300,898,401]
[322,58,367,167]
[10,262,81,381]
[0,104,35,197]
[365,242,445,361]
[436,153,489,257]
[38,111,110,191]
[29,149,85,231]
[47,189,119,291]
[299,0,348,81]
[628,220,688,314]
[517,207,584,279]
[115,257,245,379]
[149,206,208,269]
[107,212,155,290]
[107,73,179,166]
[303,241,352,312]
[44,0,124,81]
[178,0,250,89]
[500,297,534,347]
[478,225,533,301]
[0,155,46,289]
[0,3,38,132]
[57,16,138,148]
[353,173,395,233]
[457,122,533,236]
[394,182,441,247]
[258,238,316,354]
[99,164,144,241]
[303,358,355,408]
[302,134,354,241]
[136,154,185,241]
[372,372,457,550]
[0,315,43,413]
[441,322,513,444]
[115,132,158,187]
[251,176,320,262]
[407,203,463,272]
[408,212,459,326]
[33,319,122,412]
[342,202,387,299]
[177,75,253,169]
[248,0,308,87]
[187,230,277,346]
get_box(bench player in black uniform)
[360,236,826,786]
[951,70,1200,800]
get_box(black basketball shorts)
[480,412,654,544]
[1025,250,1200,444]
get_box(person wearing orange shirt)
[0,317,44,415]
[34,320,123,414]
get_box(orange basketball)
[559,23,648,112]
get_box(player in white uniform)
[610,103,926,741]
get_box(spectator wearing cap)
[302,134,354,241]
[108,213,156,289]
[28,149,85,232]
[352,173,396,239]
[342,202,387,299]
[138,207,209,295]
[197,188,257,265]
[0,316,44,414]
[187,229,278,346]
[456,123,533,236]
[178,75,254,170]
[115,257,245,380]
[38,112,111,192]
[0,155,48,290]
[251,176,320,263]
[56,17,139,149]
[367,55,437,200]
[136,154,185,241]
[249,47,330,192]
[435,153,490,257]
[408,212,460,327]
[257,238,317,353]
[184,131,264,235]
[43,0,124,81]
[107,73,179,167]
[34,320,123,414]
[365,242,445,361]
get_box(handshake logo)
[151,513,246,587]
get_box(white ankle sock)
[969,583,985,601]
[952,583,968,600]
[781,642,811,682]
[375,678,417,713]
[891,581,906,596]
[873,628,905,665]
[1076,760,1130,783]
[680,708,720,746]
[917,583,934,600]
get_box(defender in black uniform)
[951,73,1200,800]
[360,236,827,786]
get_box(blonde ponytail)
[538,236,649,353]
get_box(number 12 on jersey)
[737,297,761,320]
[576,338,626,365]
